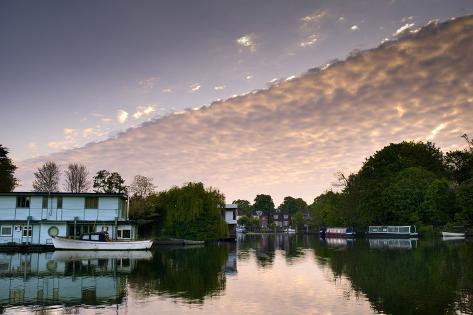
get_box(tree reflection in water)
[128,243,231,303]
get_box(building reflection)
[0,251,152,309]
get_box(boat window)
[85,197,99,209]
[0,225,12,236]
[81,235,90,240]
[16,196,30,208]
[57,196,63,209]
[382,227,388,232]
[90,234,100,241]
[388,226,398,232]
[22,226,32,237]
[399,227,409,233]
[42,196,48,209]
[118,229,131,239]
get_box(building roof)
[0,192,127,199]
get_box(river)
[0,234,471,314]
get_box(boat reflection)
[368,238,417,249]
[322,237,355,247]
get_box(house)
[0,192,138,245]
[273,212,291,228]
[223,204,237,238]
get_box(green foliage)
[421,179,456,226]
[253,194,274,218]
[292,211,304,229]
[0,145,17,192]
[309,139,473,229]
[156,182,228,241]
[232,199,253,217]
[237,215,259,230]
[382,167,436,225]
[93,170,127,193]
[454,179,473,226]
[444,150,473,185]
[278,196,308,215]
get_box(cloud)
[133,105,156,119]
[299,34,318,48]
[189,83,201,92]
[138,77,158,90]
[16,16,473,204]
[245,75,253,80]
[236,34,257,52]
[82,127,108,139]
[117,110,128,123]
[393,23,415,36]
[162,88,172,93]
[300,10,328,27]
[350,25,359,31]
[214,85,226,91]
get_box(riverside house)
[0,192,137,245]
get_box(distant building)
[0,192,138,245]
[273,211,291,228]
[223,204,237,237]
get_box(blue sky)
[1,1,473,202]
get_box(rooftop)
[0,192,127,199]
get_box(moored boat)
[442,231,466,237]
[284,228,296,234]
[52,232,153,250]
[367,225,418,238]
[320,227,355,238]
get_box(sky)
[1,1,473,204]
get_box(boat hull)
[442,232,465,237]
[52,237,153,250]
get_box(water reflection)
[0,235,472,314]
[0,250,151,309]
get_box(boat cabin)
[368,225,417,237]
[79,232,109,242]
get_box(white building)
[224,204,237,238]
[0,192,138,245]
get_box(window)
[48,226,59,237]
[57,197,63,209]
[1,225,12,236]
[42,196,48,209]
[81,235,90,240]
[85,197,98,209]
[233,210,236,220]
[16,196,30,208]
[91,234,99,241]
[22,226,32,237]
[118,229,131,239]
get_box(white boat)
[51,250,153,261]
[368,225,418,238]
[52,232,153,250]
[442,231,466,237]
[285,228,296,234]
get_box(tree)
[0,145,18,192]
[64,163,91,192]
[129,175,155,198]
[253,194,274,217]
[232,199,252,217]
[292,211,304,230]
[155,182,228,241]
[454,179,473,226]
[237,215,259,231]
[421,179,456,226]
[93,170,127,194]
[278,196,307,215]
[382,167,436,225]
[32,161,60,192]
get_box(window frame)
[22,226,32,237]
[117,229,131,239]
[85,197,99,209]
[16,196,30,208]
[42,196,48,209]
[0,225,12,236]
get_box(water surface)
[0,234,472,314]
